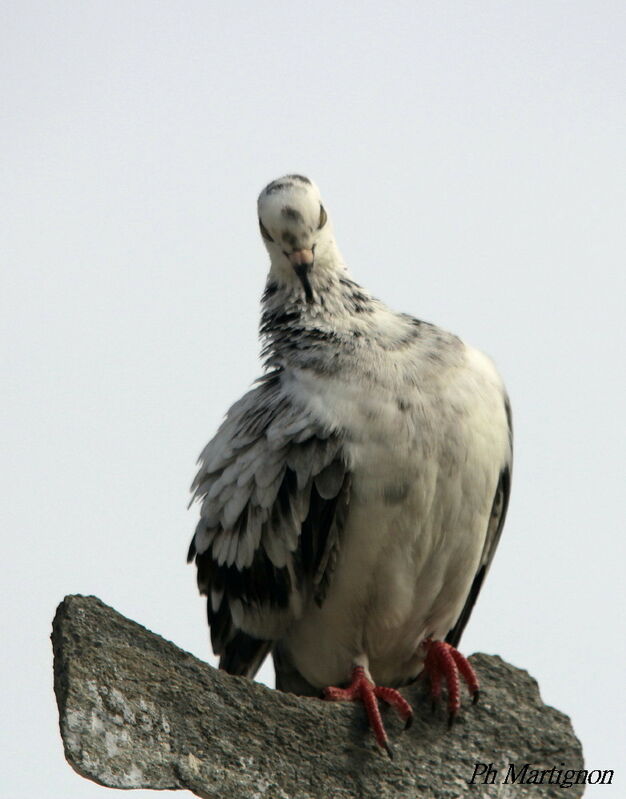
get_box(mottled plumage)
[188,175,512,715]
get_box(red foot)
[421,639,479,726]
[323,666,413,757]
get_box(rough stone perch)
[52,595,584,798]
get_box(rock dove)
[188,174,512,754]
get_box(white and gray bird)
[188,174,512,753]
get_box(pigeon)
[188,174,512,755]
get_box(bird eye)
[259,219,274,242]
[318,205,327,229]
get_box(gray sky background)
[2,2,625,796]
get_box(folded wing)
[188,370,350,677]
[446,397,512,648]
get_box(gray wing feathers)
[315,459,346,499]
[189,371,350,673]
[192,376,346,572]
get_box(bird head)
[257,175,334,297]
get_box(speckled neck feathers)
[260,269,377,367]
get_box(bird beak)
[289,249,315,302]
[288,249,315,268]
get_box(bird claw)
[422,639,479,721]
[324,665,413,754]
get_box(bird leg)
[421,638,479,726]
[323,665,413,757]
